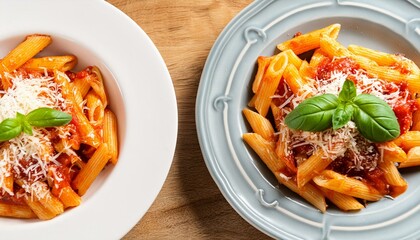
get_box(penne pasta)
[365,65,420,93]
[277,176,326,212]
[73,77,92,98]
[275,135,297,173]
[348,45,397,66]
[103,109,119,164]
[410,98,420,131]
[86,90,105,127]
[0,35,119,220]
[277,24,340,55]
[0,34,51,89]
[318,186,364,211]
[244,24,420,212]
[393,131,420,151]
[0,202,37,219]
[270,103,283,132]
[309,48,329,69]
[90,66,108,107]
[297,148,331,188]
[55,71,101,148]
[298,60,315,84]
[72,143,111,196]
[283,63,308,96]
[313,170,382,201]
[2,172,14,194]
[378,158,407,197]
[56,186,82,208]
[282,49,303,69]
[38,192,64,217]
[254,52,288,117]
[24,197,56,220]
[244,132,326,212]
[21,55,77,72]
[319,34,351,58]
[252,56,272,94]
[399,146,420,168]
[378,142,407,163]
[243,133,285,173]
[243,108,275,141]
[70,81,86,110]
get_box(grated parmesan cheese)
[277,57,410,173]
[0,73,71,199]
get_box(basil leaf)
[353,94,400,142]
[16,112,32,135]
[285,94,338,132]
[332,103,354,130]
[338,79,356,102]
[0,118,22,142]
[26,108,72,127]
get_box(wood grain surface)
[105,0,272,239]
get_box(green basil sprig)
[26,107,72,127]
[284,79,400,143]
[0,118,23,142]
[282,94,338,132]
[0,108,72,142]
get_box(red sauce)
[66,66,93,81]
[56,153,72,167]
[394,100,417,133]
[0,190,26,205]
[364,169,389,195]
[390,82,417,134]
[15,158,43,182]
[271,79,293,107]
[316,57,417,134]
[328,136,384,190]
[293,32,302,38]
[316,57,359,80]
[393,55,411,74]
[13,68,51,78]
[50,165,72,195]
[282,154,297,174]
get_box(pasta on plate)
[243,24,420,212]
[0,34,118,219]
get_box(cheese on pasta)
[278,58,407,172]
[0,73,71,199]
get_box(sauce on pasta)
[0,35,119,220]
[243,24,420,211]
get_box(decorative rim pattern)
[197,0,420,239]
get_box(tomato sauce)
[394,100,417,133]
[0,190,26,206]
[271,79,293,107]
[316,57,417,134]
[314,56,416,197]
[364,169,389,195]
[66,66,93,81]
[316,57,359,80]
[390,82,417,133]
[49,164,73,196]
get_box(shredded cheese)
[0,73,71,199]
[277,57,409,173]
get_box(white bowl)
[0,1,178,239]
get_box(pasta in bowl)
[0,1,176,239]
[243,24,420,212]
[0,34,120,220]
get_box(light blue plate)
[196,0,420,239]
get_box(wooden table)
[106,0,271,239]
